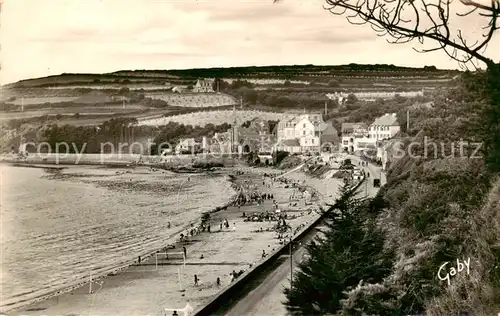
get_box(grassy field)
[145,92,236,107]
[138,109,292,127]
[46,85,175,91]
[4,97,80,105]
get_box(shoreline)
[6,164,337,316]
[1,167,239,315]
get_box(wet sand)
[10,167,341,316]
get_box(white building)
[193,79,215,93]
[341,113,400,154]
[275,113,324,153]
[369,113,400,141]
[176,138,200,153]
[325,92,347,105]
[340,123,371,153]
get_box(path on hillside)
[220,160,384,316]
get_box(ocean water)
[0,165,234,313]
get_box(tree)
[212,78,230,92]
[272,150,289,165]
[328,79,340,87]
[284,185,394,315]
[117,87,130,95]
[346,93,358,104]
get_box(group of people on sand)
[191,269,245,291]
[232,184,275,206]
[244,210,288,223]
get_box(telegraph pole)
[289,227,293,288]
[289,236,293,287]
[365,176,368,197]
[407,109,410,131]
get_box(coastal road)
[221,159,385,316]
[347,154,387,198]
[223,228,315,316]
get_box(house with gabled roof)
[275,113,330,153]
[341,122,370,153]
[193,78,214,93]
[369,113,400,141]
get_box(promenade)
[221,159,383,316]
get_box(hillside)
[283,70,500,315]
[4,64,458,88]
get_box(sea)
[0,165,234,313]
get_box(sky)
[1,0,499,85]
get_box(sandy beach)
[7,164,341,316]
[1,164,235,314]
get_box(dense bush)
[272,150,289,165]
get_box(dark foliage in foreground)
[283,185,394,315]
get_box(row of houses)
[172,110,400,170]
[171,112,339,156]
[341,113,401,170]
[170,115,275,155]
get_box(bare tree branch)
[274,0,499,68]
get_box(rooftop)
[279,139,300,147]
[341,122,369,133]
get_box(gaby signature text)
[437,258,471,286]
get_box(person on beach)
[172,311,178,316]
[183,246,187,259]
[262,250,266,258]
[216,277,221,287]
[232,223,236,232]
[194,274,199,286]
[167,222,171,229]
[138,256,141,264]
[220,222,223,230]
